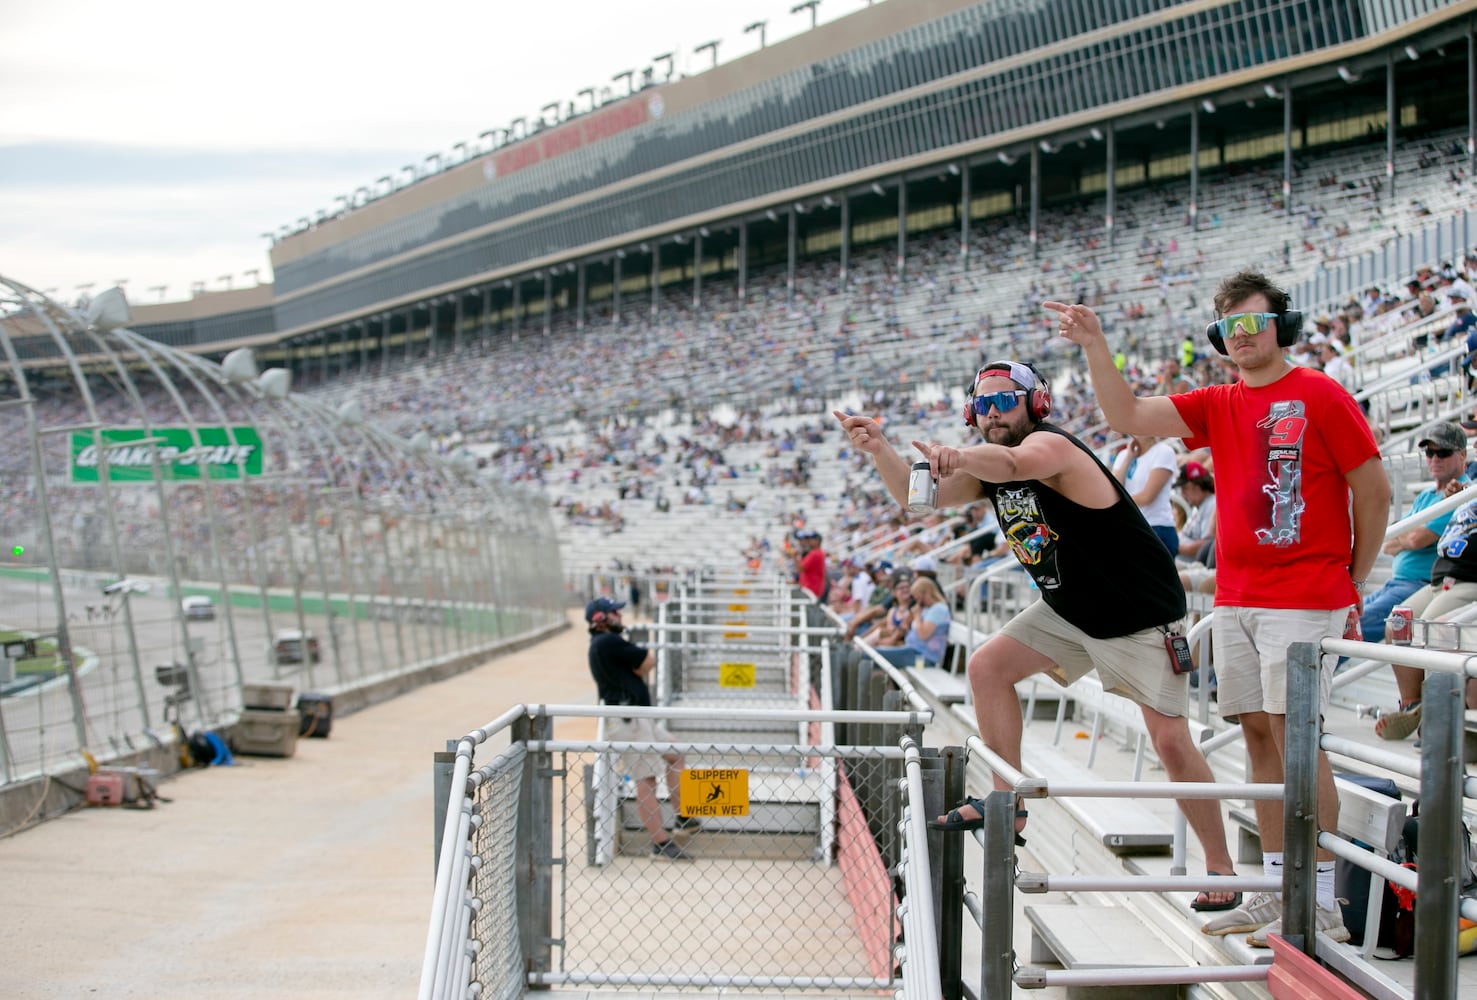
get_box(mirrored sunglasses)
[1214,312,1278,339]
[969,390,1027,416]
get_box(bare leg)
[943,634,1060,830]
[634,777,669,844]
[664,753,684,817]
[1238,710,1285,854]
[1264,712,1338,862]
[1141,707,1237,905]
[1391,663,1423,707]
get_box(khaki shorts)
[1403,580,1477,622]
[998,600,1188,717]
[1212,606,1344,719]
[605,715,678,782]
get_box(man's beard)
[983,422,1029,448]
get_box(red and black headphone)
[963,360,1053,428]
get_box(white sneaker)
[1201,891,1282,936]
[1247,903,1350,947]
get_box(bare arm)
[834,410,934,507]
[1132,467,1173,508]
[1046,301,1194,438]
[1346,457,1393,594]
[635,649,656,679]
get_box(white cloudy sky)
[1,0,878,304]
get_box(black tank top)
[979,423,1187,639]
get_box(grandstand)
[6,2,1477,998]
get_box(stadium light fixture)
[745,20,767,48]
[424,153,442,174]
[765,210,778,223]
[1404,45,1420,61]
[334,195,349,214]
[377,175,394,195]
[822,195,835,208]
[149,284,167,301]
[540,103,560,126]
[1154,120,1166,130]
[1336,65,1361,84]
[693,41,719,70]
[222,348,259,384]
[616,249,626,259]
[653,53,674,81]
[452,141,468,163]
[297,217,311,230]
[611,69,635,95]
[699,226,710,237]
[1263,83,1283,99]
[1200,99,1216,114]
[260,231,276,244]
[244,269,260,285]
[791,1,821,31]
[335,399,363,426]
[947,163,960,175]
[1038,140,1057,153]
[257,367,291,399]
[1089,127,1103,141]
[354,186,370,206]
[996,151,1016,165]
[577,87,596,111]
[400,165,417,186]
[86,287,131,332]
[509,117,526,140]
[870,181,885,197]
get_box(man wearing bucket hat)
[586,596,697,860]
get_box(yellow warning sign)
[728,603,748,612]
[719,662,755,687]
[732,588,750,596]
[722,632,748,639]
[721,619,748,639]
[679,768,749,817]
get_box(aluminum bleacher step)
[1023,904,1184,999]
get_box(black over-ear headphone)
[963,360,1053,427]
[1205,309,1304,356]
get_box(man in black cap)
[586,596,697,860]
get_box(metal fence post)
[514,712,554,978]
[978,789,1016,998]
[1415,669,1462,1000]
[1283,640,1321,955]
[935,745,966,1000]
[433,743,457,876]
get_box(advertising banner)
[70,426,264,482]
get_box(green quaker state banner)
[71,427,264,482]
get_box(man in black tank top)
[834,360,1240,912]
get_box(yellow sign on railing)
[728,603,748,612]
[680,768,750,817]
[719,662,755,687]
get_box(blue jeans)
[875,646,937,668]
[1151,524,1179,556]
[1359,577,1425,641]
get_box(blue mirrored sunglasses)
[1214,312,1278,339]
[969,390,1027,416]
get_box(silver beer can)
[907,461,936,513]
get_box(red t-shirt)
[798,548,827,598]
[1171,367,1379,610]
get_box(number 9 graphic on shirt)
[1266,414,1308,447]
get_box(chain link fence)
[0,276,565,801]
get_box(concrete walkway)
[0,610,597,1000]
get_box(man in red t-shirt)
[795,530,827,601]
[1051,270,1391,947]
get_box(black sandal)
[1190,871,1243,913]
[928,795,1030,847]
